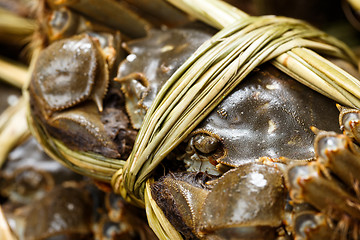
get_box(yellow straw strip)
[0,206,17,240]
[0,57,28,88]
[145,179,184,240]
[0,97,29,167]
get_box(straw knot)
[111,15,356,206]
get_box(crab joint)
[338,104,360,143]
[294,211,332,240]
[314,130,360,189]
[287,162,360,221]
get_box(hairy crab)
[0,136,157,240]
[117,29,360,239]
[19,0,360,239]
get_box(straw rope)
[110,15,357,206]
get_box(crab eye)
[193,134,220,154]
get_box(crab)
[0,137,157,240]
[22,0,360,239]
[29,32,136,159]
[117,29,360,239]
[284,107,360,240]
[151,123,360,239]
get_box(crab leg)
[338,105,360,143]
[293,211,333,240]
[287,162,360,221]
[313,130,360,189]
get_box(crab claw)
[198,163,285,239]
[151,163,285,239]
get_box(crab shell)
[116,26,341,173]
[30,33,109,117]
[116,26,350,238]
[188,64,340,169]
[1,137,157,240]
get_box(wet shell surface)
[31,34,108,113]
[192,65,341,167]
[116,26,341,167]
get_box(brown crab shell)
[116,25,341,168]
[192,64,341,167]
[30,33,108,116]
